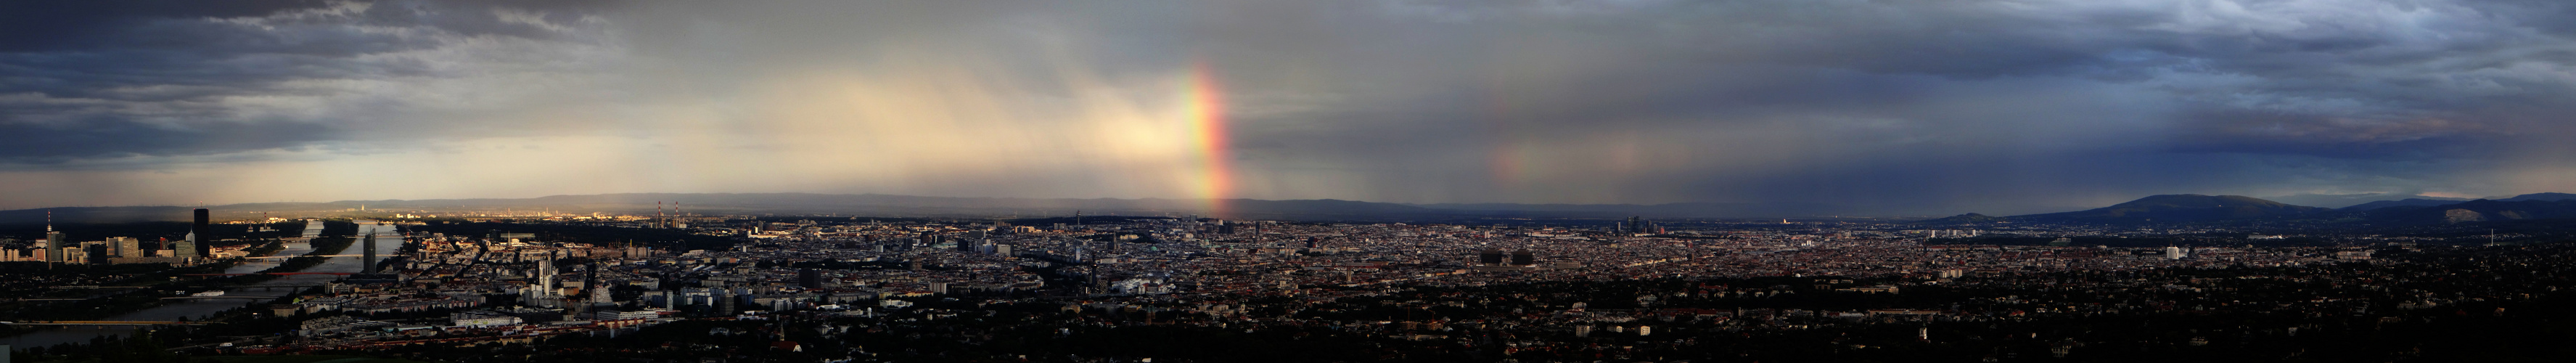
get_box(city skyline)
[12,2,2576,361]
[7,1,2576,214]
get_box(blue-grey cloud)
[0,0,618,162]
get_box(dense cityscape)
[12,1,2576,362]
[4,197,2572,362]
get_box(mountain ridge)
[2341,198,2474,211]
[2495,192,2576,202]
[1922,195,2334,224]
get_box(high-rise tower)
[361,227,379,274]
[587,261,609,303]
[43,211,66,264]
[192,208,212,257]
[536,251,557,292]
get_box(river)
[4,220,408,349]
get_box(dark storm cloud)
[573,0,2570,210]
[1138,0,2576,210]
[0,0,324,52]
[0,0,610,160]
[0,119,337,163]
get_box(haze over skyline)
[7,1,2576,215]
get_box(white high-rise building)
[535,252,558,298]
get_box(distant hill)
[2359,199,2576,224]
[2011,195,2331,223]
[2496,192,2576,202]
[2341,198,2475,211]
[2334,192,2576,221]
[1408,201,1864,219]
[2264,192,2465,208]
[1916,213,2007,224]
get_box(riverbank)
[0,260,248,333]
[1,221,361,339]
[5,221,404,356]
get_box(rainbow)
[1187,61,1238,219]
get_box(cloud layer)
[3,0,2573,214]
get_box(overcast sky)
[3,0,2573,214]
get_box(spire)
[45,210,54,232]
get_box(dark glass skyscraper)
[362,230,378,274]
[192,208,213,256]
[85,243,109,264]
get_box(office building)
[84,242,109,264]
[1623,216,1661,234]
[41,211,65,263]
[192,208,212,257]
[173,234,197,259]
[362,231,379,274]
[110,237,141,258]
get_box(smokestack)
[192,208,212,256]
